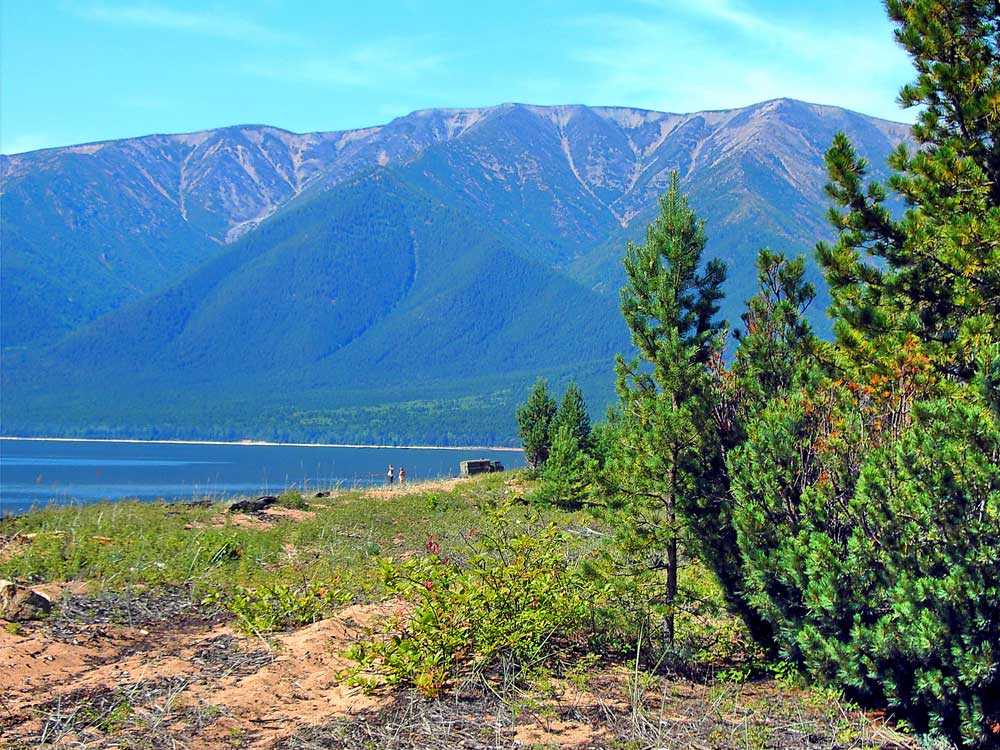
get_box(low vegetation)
[1,474,522,601]
[1,473,917,749]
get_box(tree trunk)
[664,456,678,649]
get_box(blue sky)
[1,1,916,154]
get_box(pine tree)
[516,377,557,469]
[817,0,999,382]
[552,382,591,453]
[725,4,1000,745]
[695,249,819,654]
[613,171,726,647]
[536,422,595,507]
[729,250,818,418]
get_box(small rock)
[228,495,278,514]
[0,579,52,622]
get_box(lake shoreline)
[0,435,523,453]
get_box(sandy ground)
[0,587,620,749]
[0,592,388,748]
[0,585,915,750]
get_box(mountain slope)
[0,120,459,348]
[1,99,908,351]
[2,170,626,444]
[1,98,913,443]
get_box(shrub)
[343,502,604,697]
[276,490,309,510]
[215,581,351,635]
[730,385,1000,749]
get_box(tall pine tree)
[612,171,726,647]
[552,382,591,453]
[516,378,557,469]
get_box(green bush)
[343,502,604,697]
[276,490,310,510]
[215,581,351,635]
[730,386,1000,748]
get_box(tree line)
[516,2,999,747]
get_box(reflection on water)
[0,438,523,515]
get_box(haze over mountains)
[1,98,910,444]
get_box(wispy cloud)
[648,0,771,35]
[1,132,57,155]
[572,1,914,120]
[77,3,298,45]
[242,37,449,90]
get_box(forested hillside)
[2,99,909,443]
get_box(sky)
[1,0,918,155]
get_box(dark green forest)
[2,172,626,446]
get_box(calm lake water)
[0,438,524,516]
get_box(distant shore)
[0,435,523,452]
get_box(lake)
[0,438,524,515]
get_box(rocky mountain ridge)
[1,98,912,443]
[1,98,908,245]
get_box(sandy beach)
[0,436,523,452]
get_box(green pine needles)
[516,378,599,508]
[577,3,1000,746]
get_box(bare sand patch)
[0,589,390,749]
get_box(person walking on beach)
[386,464,394,487]
[398,466,406,485]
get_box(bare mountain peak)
[4,96,912,362]
[2,98,910,251]
[4,99,905,162]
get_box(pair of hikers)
[386,464,405,487]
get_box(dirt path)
[361,475,469,501]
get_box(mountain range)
[0,98,910,444]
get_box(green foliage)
[590,531,748,667]
[217,581,351,635]
[553,382,592,453]
[729,249,818,420]
[343,502,605,697]
[983,351,1000,419]
[516,377,558,468]
[0,480,504,598]
[275,490,310,510]
[82,697,134,734]
[816,1,999,382]
[730,381,1000,748]
[533,423,596,508]
[717,6,1000,747]
[610,170,727,648]
[697,249,821,653]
